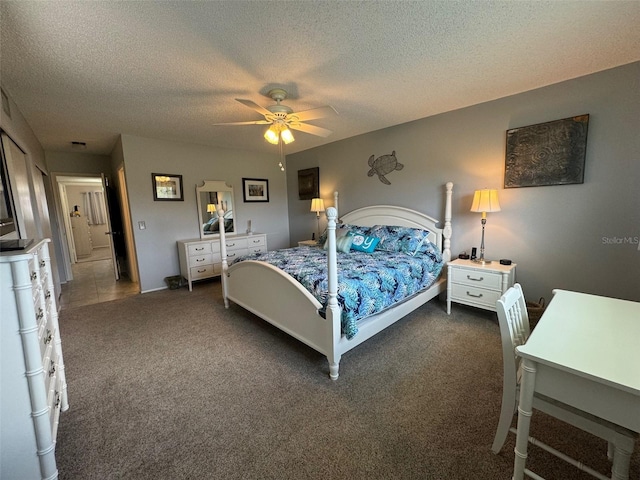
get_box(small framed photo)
[298,167,319,200]
[242,178,269,202]
[152,173,184,201]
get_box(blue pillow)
[348,233,379,253]
[369,225,431,256]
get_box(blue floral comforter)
[232,246,444,339]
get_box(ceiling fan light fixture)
[280,127,294,144]
[264,125,279,144]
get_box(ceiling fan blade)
[235,98,273,117]
[290,105,338,122]
[213,120,271,126]
[289,123,333,138]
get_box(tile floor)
[59,258,139,309]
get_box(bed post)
[325,206,342,380]
[333,191,339,219]
[442,182,453,263]
[218,207,230,308]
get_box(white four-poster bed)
[218,182,453,379]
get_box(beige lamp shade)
[310,198,325,215]
[470,189,501,214]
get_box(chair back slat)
[496,284,531,390]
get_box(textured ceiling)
[1,1,639,157]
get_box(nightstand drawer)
[451,268,502,290]
[450,283,502,309]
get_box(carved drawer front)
[451,283,501,309]
[451,268,502,290]
[190,264,215,280]
[225,238,248,251]
[188,243,212,256]
[188,253,213,268]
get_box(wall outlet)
[138,221,146,230]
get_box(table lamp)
[470,189,501,265]
[206,203,216,218]
[310,198,325,240]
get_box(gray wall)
[287,62,640,303]
[119,134,290,292]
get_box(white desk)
[513,289,640,480]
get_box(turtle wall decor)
[367,150,404,185]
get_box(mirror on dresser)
[196,180,236,239]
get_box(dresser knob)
[466,275,484,282]
[49,360,56,377]
[31,271,37,281]
[44,329,52,345]
[36,308,44,321]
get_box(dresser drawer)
[246,235,266,248]
[188,243,212,256]
[188,253,213,268]
[451,268,502,290]
[450,283,502,309]
[225,250,244,261]
[44,347,59,397]
[190,264,216,280]
[225,238,248,250]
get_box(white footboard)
[224,260,340,358]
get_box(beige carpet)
[55,280,639,479]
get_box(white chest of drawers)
[446,258,516,314]
[178,233,267,291]
[1,239,69,480]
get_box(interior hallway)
[59,254,139,309]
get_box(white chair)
[492,284,637,480]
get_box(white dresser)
[1,239,69,480]
[446,258,516,314]
[178,233,267,291]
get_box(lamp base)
[472,258,492,265]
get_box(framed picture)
[504,114,589,188]
[152,173,184,201]
[242,178,269,202]
[298,167,319,200]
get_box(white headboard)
[336,182,453,262]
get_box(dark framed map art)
[504,114,589,188]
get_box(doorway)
[52,172,139,307]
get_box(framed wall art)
[152,173,184,201]
[504,114,589,188]
[297,167,319,200]
[242,178,269,202]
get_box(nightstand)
[298,240,319,247]
[447,258,516,314]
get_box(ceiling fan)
[214,88,337,145]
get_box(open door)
[101,174,121,281]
